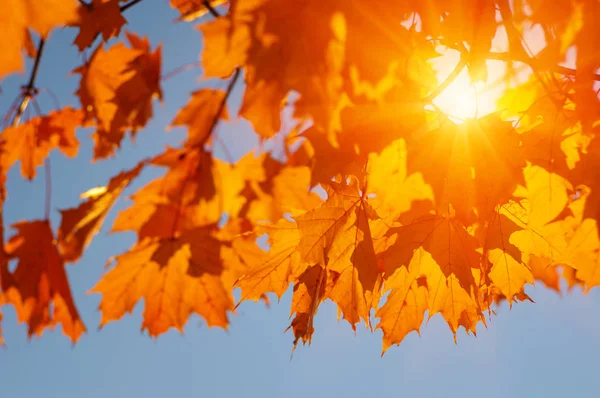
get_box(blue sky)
[1,2,600,397]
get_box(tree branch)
[425,53,468,102]
[199,67,241,148]
[120,0,144,12]
[203,1,221,18]
[12,38,46,127]
[11,0,143,128]
[484,51,600,81]
[199,0,241,150]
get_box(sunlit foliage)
[0,0,599,354]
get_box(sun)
[434,78,482,122]
[430,49,504,123]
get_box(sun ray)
[430,49,507,124]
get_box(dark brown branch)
[12,38,45,127]
[120,0,144,12]
[199,67,241,148]
[198,0,240,149]
[203,1,221,18]
[425,53,468,102]
[25,39,46,93]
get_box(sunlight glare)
[430,49,505,123]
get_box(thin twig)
[25,40,46,94]
[120,0,144,12]
[425,54,468,102]
[199,67,241,148]
[203,1,221,18]
[484,51,600,81]
[12,38,46,127]
[161,62,201,81]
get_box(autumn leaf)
[564,205,600,291]
[376,265,427,353]
[406,114,526,226]
[239,151,322,224]
[298,126,365,187]
[529,255,562,293]
[1,107,84,180]
[96,143,254,335]
[200,0,347,137]
[235,219,302,303]
[0,0,79,80]
[111,147,246,240]
[293,177,382,328]
[3,220,86,342]
[72,0,127,51]
[74,31,162,160]
[91,227,233,335]
[4,0,600,353]
[506,166,573,268]
[58,161,146,262]
[287,264,328,348]
[379,212,483,335]
[169,89,228,147]
[366,138,433,223]
[480,210,534,305]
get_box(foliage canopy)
[1,0,600,354]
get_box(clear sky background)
[1,2,600,397]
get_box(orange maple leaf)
[235,151,322,224]
[169,89,229,147]
[1,107,84,180]
[58,161,146,262]
[479,210,534,305]
[3,220,86,342]
[287,264,328,349]
[313,180,383,329]
[74,31,162,160]
[376,266,428,353]
[200,0,346,138]
[528,255,562,293]
[379,211,483,337]
[110,148,228,238]
[406,114,526,226]
[90,227,233,335]
[0,0,79,80]
[236,219,302,302]
[505,166,574,279]
[72,0,127,51]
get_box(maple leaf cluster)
[0,0,600,354]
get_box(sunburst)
[430,49,505,124]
